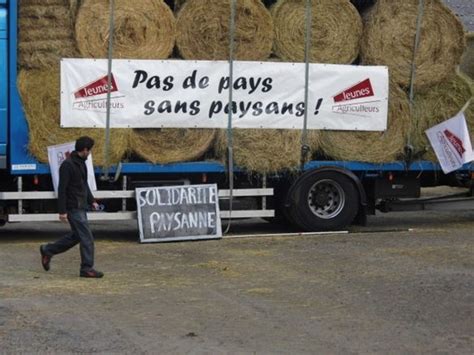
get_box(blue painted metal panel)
[0,6,7,168]
[9,0,39,174]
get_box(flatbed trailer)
[1,0,473,231]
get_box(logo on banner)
[72,73,125,113]
[332,78,381,117]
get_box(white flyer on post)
[425,112,474,174]
[47,142,97,195]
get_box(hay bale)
[75,0,176,59]
[19,4,71,18]
[18,2,78,70]
[215,129,320,173]
[460,33,474,80]
[361,0,466,91]
[176,0,273,60]
[271,0,362,64]
[411,74,473,161]
[319,82,411,163]
[17,70,130,166]
[130,129,217,164]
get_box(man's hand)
[59,213,68,222]
[92,202,100,211]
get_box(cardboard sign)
[47,142,97,195]
[61,59,389,131]
[136,184,222,243]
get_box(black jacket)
[58,151,94,214]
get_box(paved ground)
[0,204,473,353]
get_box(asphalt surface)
[0,206,473,353]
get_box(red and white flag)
[425,112,474,174]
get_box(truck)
[1,0,473,232]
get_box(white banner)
[60,59,389,131]
[47,142,97,195]
[425,112,474,174]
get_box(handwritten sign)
[136,184,222,243]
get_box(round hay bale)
[17,70,130,166]
[460,33,474,80]
[75,0,176,59]
[271,0,362,63]
[215,129,321,173]
[319,82,411,163]
[176,0,273,60]
[130,129,217,164]
[411,74,473,161]
[360,0,466,91]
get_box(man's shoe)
[40,245,51,271]
[80,269,104,278]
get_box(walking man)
[40,136,104,278]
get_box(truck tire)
[287,170,360,231]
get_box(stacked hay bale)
[18,0,129,166]
[319,82,411,162]
[74,0,217,165]
[360,0,465,91]
[75,0,176,59]
[318,0,470,164]
[177,0,307,173]
[411,73,474,160]
[176,0,273,60]
[18,70,129,166]
[18,0,471,171]
[271,0,363,64]
[18,0,78,69]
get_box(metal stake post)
[101,0,115,181]
[300,0,312,172]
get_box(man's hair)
[75,136,95,152]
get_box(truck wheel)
[287,171,360,231]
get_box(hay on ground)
[75,0,176,59]
[130,129,217,164]
[272,0,362,63]
[411,74,473,161]
[319,82,411,163]
[17,70,130,166]
[215,129,320,174]
[176,0,273,60]
[360,0,466,91]
[460,33,474,80]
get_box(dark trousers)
[43,209,94,272]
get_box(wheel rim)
[307,179,345,219]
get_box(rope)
[300,0,312,173]
[224,0,237,234]
[406,0,425,163]
[101,0,115,181]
